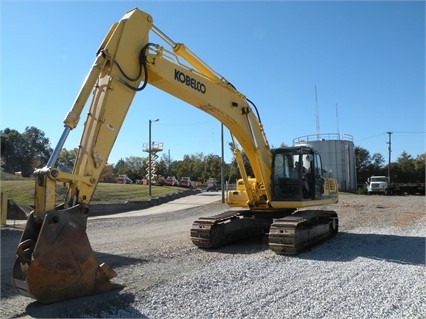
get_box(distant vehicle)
[206,177,219,191]
[179,177,192,188]
[116,174,133,184]
[166,176,179,186]
[366,175,425,195]
[366,176,388,195]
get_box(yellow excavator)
[12,8,338,303]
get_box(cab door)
[312,152,324,199]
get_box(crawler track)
[190,210,273,248]
[191,209,338,254]
[269,210,339,254]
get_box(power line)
[391,131,425,134]
[355,132,387,142]
[156,121,212,127]
[356,131,425,143]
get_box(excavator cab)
[271,147,328,201]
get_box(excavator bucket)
[12,205,121,303]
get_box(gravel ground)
[1,194,425,318]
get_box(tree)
[355,146,375,184]
[114,156,145,181]
[371,153,385,170]
[395,151,415,183]
[125,156,145,180]
[114,158,129,176]
[23,127,51,170]
[2,129,24,173]
[204,154,222,181]
[413,153,426,183]
[176,154,195,179]
[57,148,78,172]
[355,146,371,172]
[2,127,51,176]
[190,153,206,181]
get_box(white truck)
[366,176,389,195]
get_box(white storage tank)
[293,133,357,192]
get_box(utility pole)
[148,119,159,196]
[387,131,392,185]
[221,123,225,203]
[168,149,171,175]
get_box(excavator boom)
[13,8,153,303]
[13,8,338,303]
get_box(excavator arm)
[13,8,338,303]
[13,9,154,303]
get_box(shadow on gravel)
[198,192,222,196]
[25,290,147,318]
[94,251,148,268]
[302,232,425,265]
[209,236,270,255]
[1,227,24,299]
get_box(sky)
[1,0,425,166]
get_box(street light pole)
[149,119,159,196]
[221,123,225,203]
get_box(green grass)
[1,172,182,206]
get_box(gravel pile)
[93,195,425,319]
[1,194,424,318]
[136,226,425,319]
